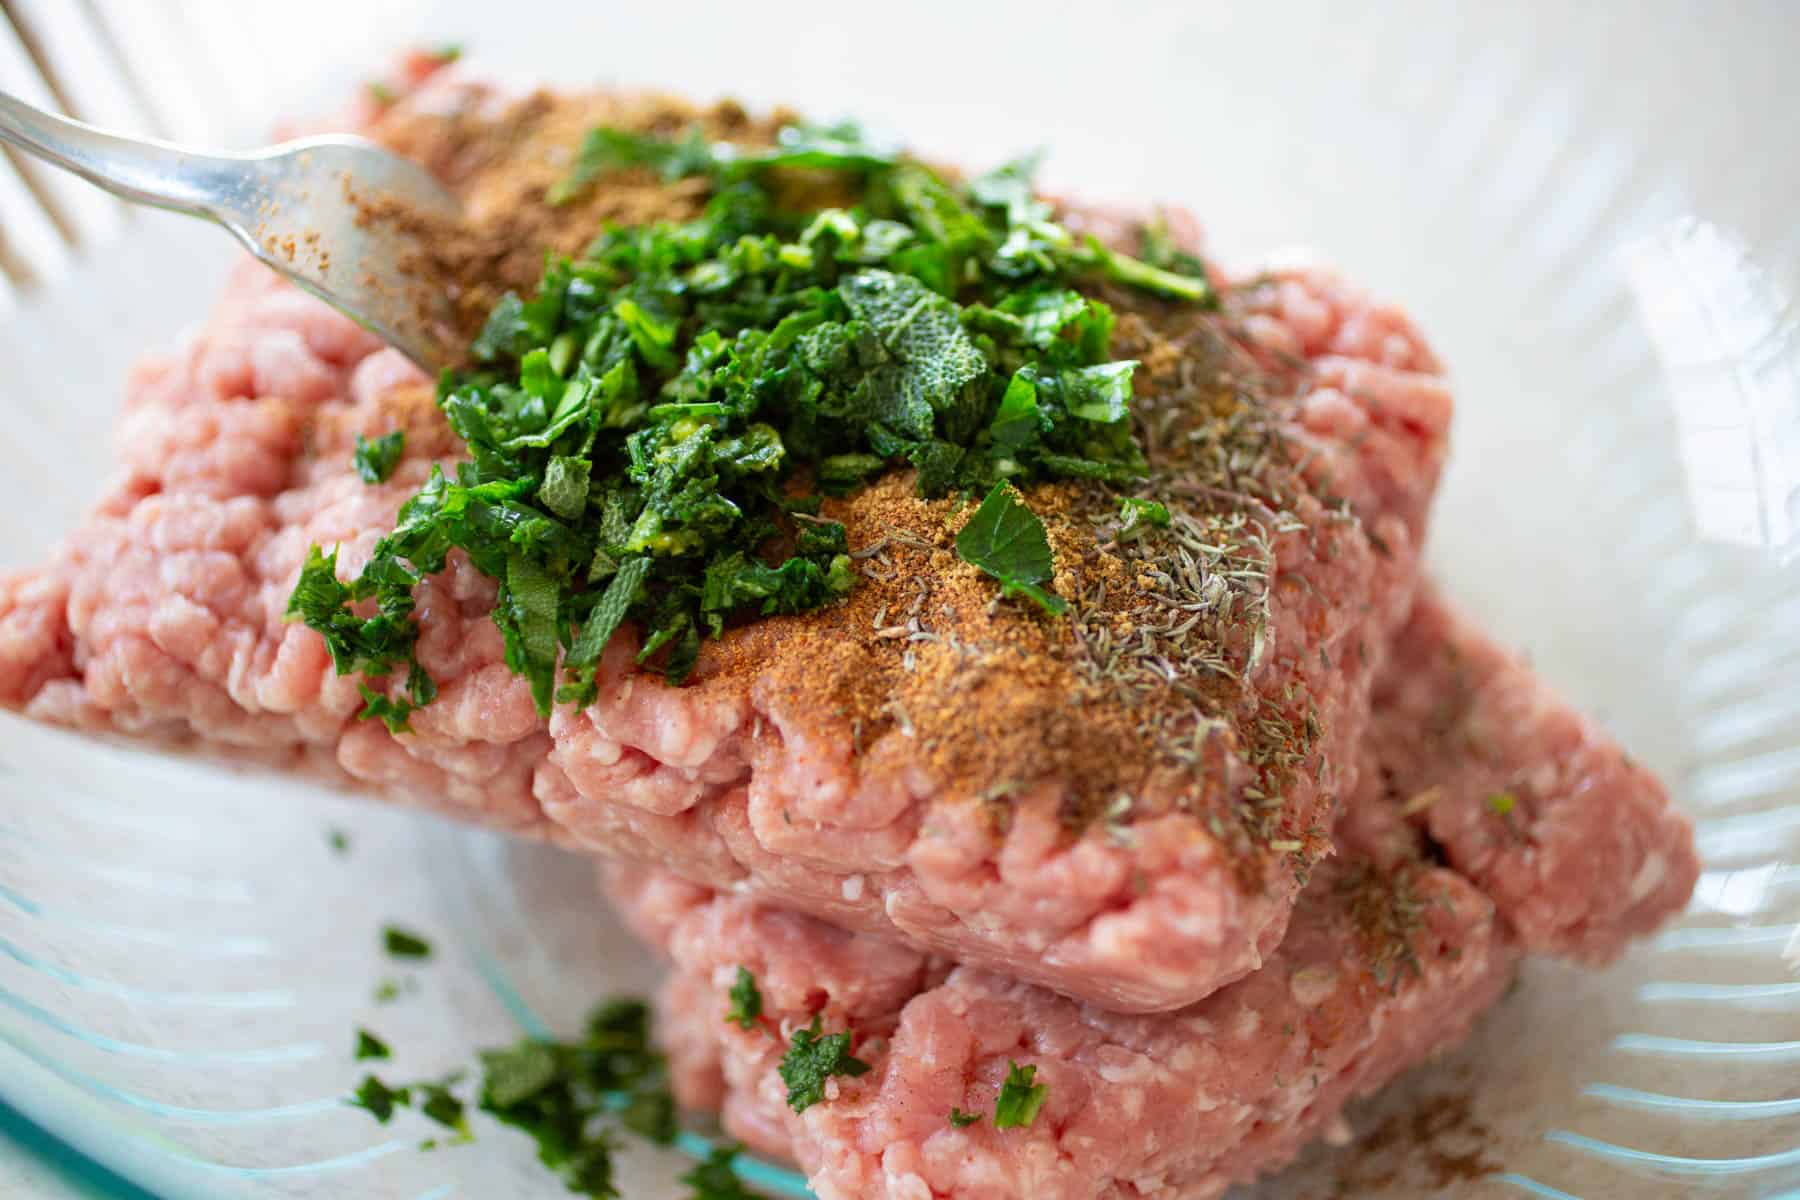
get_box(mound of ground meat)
[603,588,1696,1198]
[617,857,1511,1200]
[0,73,1460,1013]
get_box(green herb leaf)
[948,1107,981,1128]
[354,1029,390,1061]
[382,925,433,960]
[1486,791,1516,818]
[416,1079,468,1133]
[993,1060,1048,1129]
[475,998,675,1200]
[353,430,406,484]
[955,484,1066,614]
[1119,496,1171,529]
[327,827,350,855]
[358,683,418,734]
[478,1040,559,1108]
[349,1074,409,1123]
[725,967,762,1030]
[779,1016,871,1113]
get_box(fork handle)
[0,90,225,217]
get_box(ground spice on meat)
[338,83,1324,859]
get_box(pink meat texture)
[1358,590,1699,961]
[616,858,1510,1200]
[604,589,1697,1199]
[0,165,1454,1012]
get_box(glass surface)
[1,3,1795,1196]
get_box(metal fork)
[0,0,437,336]
[0,89,460,369]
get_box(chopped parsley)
[349,1074,409,1123]
[993,1060,1048,1129]
[353,430,406,483]
[680,1144,761,1200]
[382,925,433,960]
[354,1029,391,1061]
[416,1077,469,1134]
[1486,791,1516,818]
[327,827,350,854]
[288,119,1213,722]
[948,1107,981,1128]
[476,999,675,1197]
[346,997,685,1198]
[778,1016,871,1112]
[725,967,762,1030]
[374,977,412,1004]
[955,484,1066,614]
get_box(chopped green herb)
[374,977,408,1004]
[725,967,762,1030]
[1118,495,1171,530]
[366,80,397,105]
[948,1107,981,1128]
[779,1016,871,1112]
[680,1144,762,1200]
[416,1077,468,1134]
[1486,791,1516,818]
[955,484,1066,614]
[354,430,406,484]
[290,120,1208,719]
[382,925,433,960]
[429,42,463,64]
[993,1060,1048,1129]
[349,1074,409,1123]
[355,1029,390,1061]
[476,999,674,1199]
[327,827,350,855]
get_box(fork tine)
[11,0,161,138]
[83,0,221,142]
[0,146,65,289]
[2,1,128,242]
[66,0,172,138]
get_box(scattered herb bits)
[726,967,762,1030]
[349,1074,409,1123]
[993,1060,1048,1129]
[354,1029,391,1061]
[948,1107,981,1128]
[382,925,433,960]
[353,430,406,483]
[778,1016,871,1112]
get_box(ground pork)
[603,588,1696,1198]
[0,73,1453,1012]
[1356,590,1699,961]
[614,857,1511,1200]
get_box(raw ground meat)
[614,857,1512,1200]
[1353,590,1699,962]
[603,588,1696,1199]
[0,73,1455,1012]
